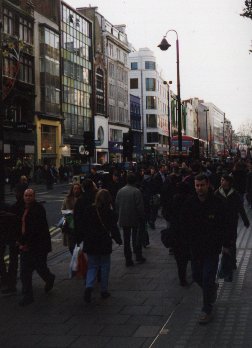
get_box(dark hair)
[221,174,233,184]
[82,178,95,192]
[194,174,209,182]
[127,173,137,185]
[95,189,112,209]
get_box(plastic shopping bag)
[69,244,80,278]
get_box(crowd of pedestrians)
[0,157,252,326]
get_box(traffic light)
[83,131,95,157]
[123,131,133,161]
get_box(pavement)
[0,203,252,348]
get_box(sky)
[67,0,252,132]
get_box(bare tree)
[241,0,252,20]
[238,120,252,136]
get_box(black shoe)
[84,287,92,303]
[125,260,134,267]
[19,296,34,307]
[45,274,55,293]
[1,287,17,295]
[101,291,111,299]
[136,257,146,264]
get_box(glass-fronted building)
[61,3,93,158]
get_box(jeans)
[122,227,142,261]
[86,254,110,292]
[191,254,219,314]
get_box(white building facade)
[129,48,169,159]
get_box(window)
[3,8,14,35]
[146,96,156,109]
[41,125,56,154]
[131,62,138,70]
[19,17,33,44]
[130,78,138,89]
[110,128,123,142]
[19,56,33,84]
[109,43,114,57]
[96,68,104,114]
[145,61,156,70]
[147,132,158,143]
[146,78,156,91]
[146,114,157,128]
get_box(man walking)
[181,174,231,324]
[18,189,55,306]
[115,173,145,267]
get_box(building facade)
[1,0,36,173]
[78,7,131,164]
[129,48,169,160]
[130,94,142,160]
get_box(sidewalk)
[0,206,252,348]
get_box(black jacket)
[180,191,230,258]
[79,205,122,255]
[18,202,52,254]
[215,187,250,237]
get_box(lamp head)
[158,37,171,51]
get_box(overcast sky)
[68,0,252,132]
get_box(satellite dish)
[79,145,85,155]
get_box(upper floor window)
[146,114,157,128]
[131,62,138,70]
[19,17,33,44]
[146,96,156,109]
[145,61,156,70]
[109,43,114,57]
[146,78,156,91]
[3,8,14,35]
[130,78,138,89]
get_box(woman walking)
[78,189,122,303]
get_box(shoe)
[136,257,146,264]
[101,291,111,299]
[125,260,134,267]
[84,287,92,303]
[198,312,213,325]
[1,287,17,295]
[19,296,34,307]
[44,274,55,293]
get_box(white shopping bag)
[69,243,82,278]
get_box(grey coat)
[115,184,145,227]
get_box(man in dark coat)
[180,174,231,325]
[18,189,55,306]
[215,174,250,275]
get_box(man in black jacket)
[18,189,55,306]
[181,174,231,325]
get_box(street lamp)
[158,30,182,155]
[163,80,172,158]
[204,108,209,158]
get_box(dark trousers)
[0,239,18,288]
[122,227,142,261]
[191,254,219,314]
[20,251,54,297]
[174,247,190,284]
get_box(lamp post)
[222,113,226,158]
[204,108,209,158]
[158,30,182,155]
[163,80,172,158]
